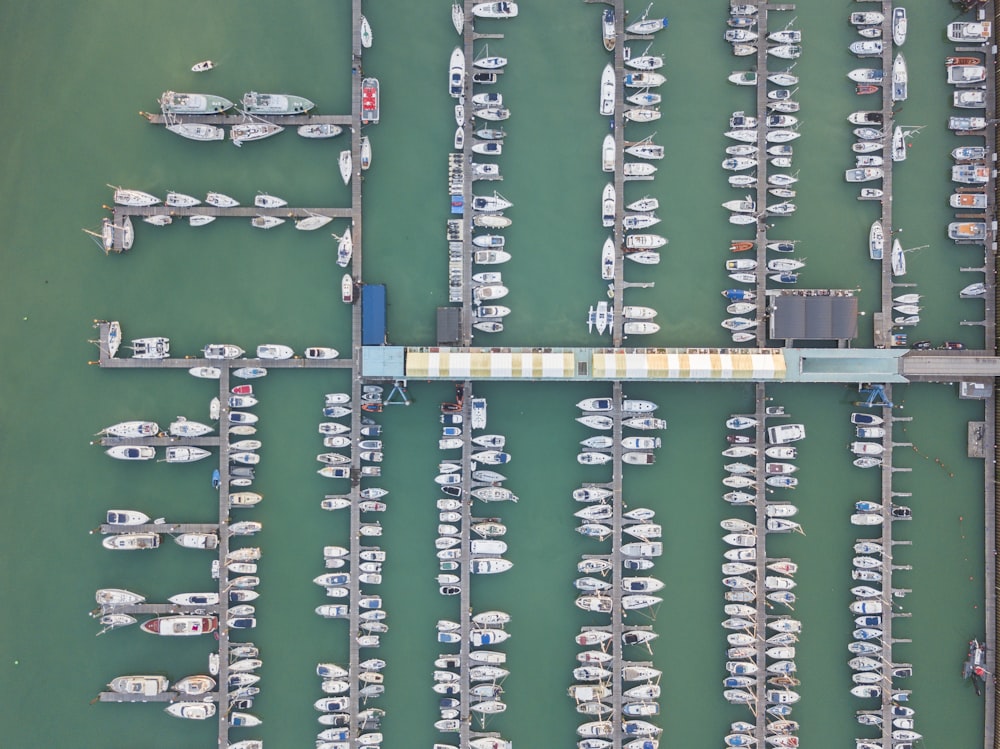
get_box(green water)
[0,1,989,748]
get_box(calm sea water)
[0,1,988,748]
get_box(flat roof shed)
[769,292,858,343]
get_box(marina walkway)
[458,383,474,749]
[750,1,787,345]
[874,0,896,348]
[457,1,507,345]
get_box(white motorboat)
[105,445,156,461]
[448,46,466,100]
[599,63,616,116]
[954,89,987,109]
[846,167,883,183]
[109,674,170,696]
[174,532,218,549]
[472,1,518,18]
[623,71,665,88]
[850,40,882,57]
[472,140,501,157]
[141,615,217,636]
[360,136,372,170]
[307,346,340,360]
[892,53,908,102]
[600,236,615,280]
[165,702,216,720]
[947,21,992,43]
[298,123,343,139]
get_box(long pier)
[458,384,474,749]
[751,3,777,345]
[111,205,350,221]
[457,1,507,345]
[752,385,768,747]
[873,0,896,347]
[345,0,369,739]
[609,381,624,749]
[610,7,626,348]
[143,112,351,126]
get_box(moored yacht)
[242,91,315,114]
[159,91,233,114]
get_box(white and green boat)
[241,91,315,115]
[158,91,234,114]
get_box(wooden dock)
[346,0,369,739]
[752,384,768,746]
[458,383,474,749]
[457,1,507,345]
[610,4,626,348]
[111,204,350,222]
[751,3,773,345]
[609,381,624,749]
[875,0,895,348]
[92,325,353,371]
[143,112,352,127]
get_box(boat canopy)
[407,349,575,378]
[403,347,787,380]
[592,350,786,379]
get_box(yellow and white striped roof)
[404,348,786,380]
[592,350,786,379]
[406,349,575,378]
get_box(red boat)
[730,240,755,252]
[946,56,981,67]
[231,384,253,396]
[939,341,966,350]
[360,77,380,124]
[855,84,879,95]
